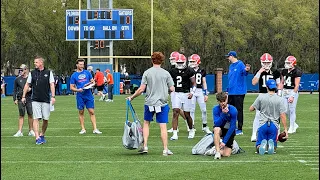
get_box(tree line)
[1,0,319,75]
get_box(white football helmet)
[260,53,273,70]
[176,54,187,69]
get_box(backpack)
[122,100,143,150]
[192,133,214,155]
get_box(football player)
[168,54,197,140]
[279,56,302,133]
[167,51,189,133]
[188,54,211,134]
[251,53,281,142]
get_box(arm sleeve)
[27,72,32,84]
[49,71,55,83]
[13,79,17,101]
[222,107,238,144]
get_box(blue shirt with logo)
[227,60,248,95]
[70,70,93,98]
[213,104,238,144]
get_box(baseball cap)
[20,64,28,69]
[225,51,237,57]
[266,79,277,89]
[105,69,110,73]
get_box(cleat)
[288,127,294,134]
[188,129,195,139]
[167,128,179,133]
[170,134,178,140]
[40,136,46,144]
[236,130,243,135]
[13,131,23,137]
[79,129,86,134]
[28,130,35,136]
[138,146,148,154]
[259,139,267,155]
[202,126,212,134]
[204,146,216,156]
[93,129,102,134]
[35,138,43,145]
[163,149,173,156]
[268,139,274,155]
[294,123,299,132]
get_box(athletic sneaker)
[79,129,86,134]
[13,131,23,137]
[170,134,178,140]
[204,147,216,156]
[163,149,173,156]
[40,136,46,144]
[138,146,148,154]
[214,152,221,159]
[93,129,102,134]
[35,138,42,145]
[202,127,212,134]
[258,139,267,155]
[105,99,113,102]
[99,97,104,101]
[288,126,294,134]
[28,130,35,136]
[236,130,243,135]
[167,128,179,133]
[188,129,195,139]
[267,139,274,155]
[294,123,299,132]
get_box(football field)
[1,94,319,179]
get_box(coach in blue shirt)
[225,51,250,135]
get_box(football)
[278,132,287,142]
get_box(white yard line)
[290,154,319,156]
[0,160,304,164]
[305,164,319,166]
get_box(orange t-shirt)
[94,71,105,86]
[107,73,114,85]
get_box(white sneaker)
[202,127,212,134]
[105,99,113,102]
[188,129,195,139]
[204,146,216,156]
[13,131,23,137]
[99,97,104,101]
[167,128,179,133]
[288,127,294,134]
[93,129,102,134]
[163,149,173,156]
[170,134,178,140]
[79,129,86,134]
[251,135,257,142]
[214,152,221,159]
[28,130,35,136]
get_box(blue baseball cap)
[225,51,237,57]
[266,79,277,89]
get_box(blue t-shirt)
[212,104,237,144]
[70,70,93,98]
[227,60,248,95]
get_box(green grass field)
[1,94,319,179]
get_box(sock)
[173,130,178,136]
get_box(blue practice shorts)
[144,104,169,123]
[61,84,67,90]
[256,121,279,148]
[76,95,94,110]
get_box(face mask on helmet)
[188,60,197,68]
[284,62,294,69]
[176,54,187,69]
[170,58,177,66]
[261,62,272,70]
[169,52,180,66]
[260,53,273,70]
[284,56,297,69]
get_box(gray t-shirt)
[252,93,287,129]
[141,67,174,106]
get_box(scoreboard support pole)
[87,0,91,65]
[108,0,114,69]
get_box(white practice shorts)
[32,101,51,120]
[170,92,193,112]
[282,89,299,109]
[191,88,206,110]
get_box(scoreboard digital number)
[66,9,133,41]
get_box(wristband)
[203,89,208,96]
[254,72,261,79]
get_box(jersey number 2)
[176,76,182,87]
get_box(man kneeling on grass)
[212,92,237,159]
[249,79,288,155]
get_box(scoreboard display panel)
[66,9,133,41]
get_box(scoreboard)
[66,9,133,41]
